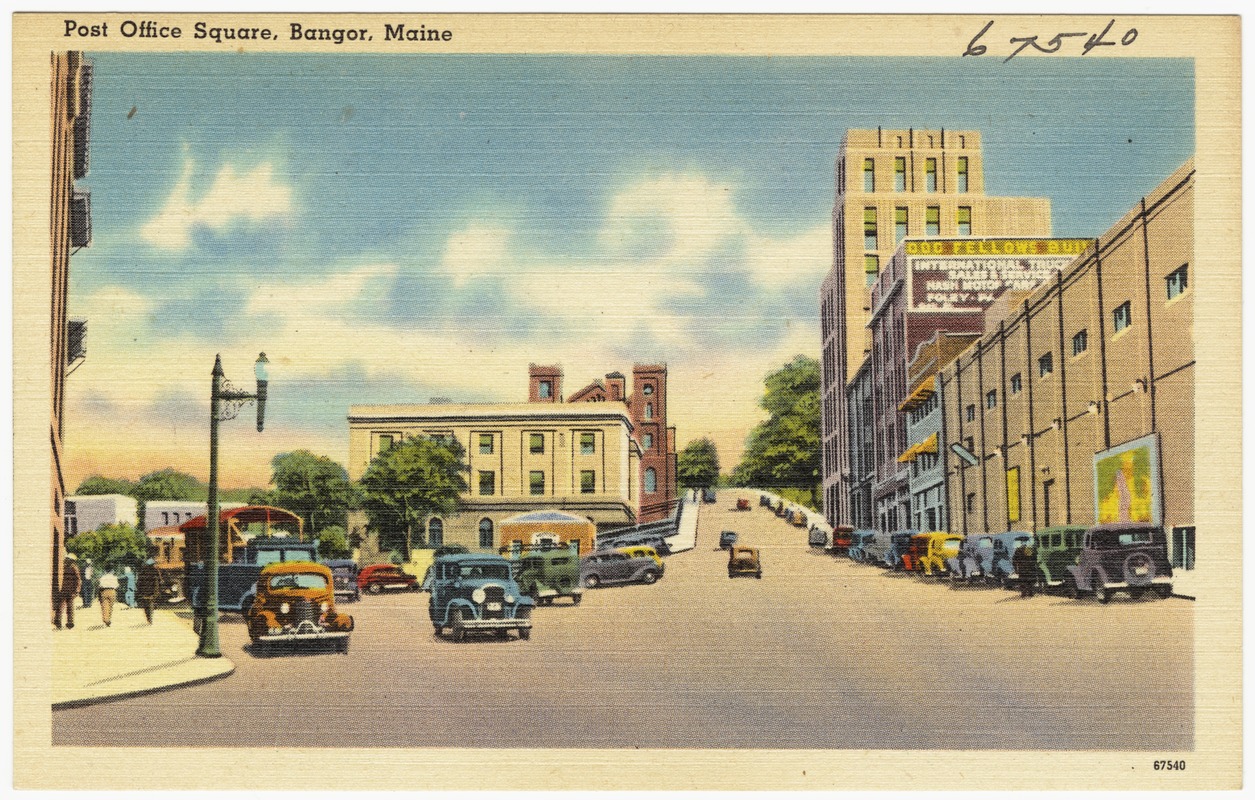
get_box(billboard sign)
[905,238,1089,312]
[1094,433,1162,526]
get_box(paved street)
[53,492,1192,750]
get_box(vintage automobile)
[428,553,535,641]
[1034,525,1089,588]
[916,532,964,577]
[846,530,878,563]
[244,561,354,653]
[758,493,771,507]
[829,526,854,555]
[808,525,828,548]
[882,530,919,570]
[580,550,664,587]
[900,532,932,573]
[702,488,717,504]
[989,531,1035,585]
[1067,523,1174,602]
[790,508,810,529]
[617,544,663,567]
[357,563,419,594]
[718,530,739,549]
[323,558,361,602]
[727,545,762,579]
[948,533,994,582]
[511,543,583,605]
[736,497,751,511]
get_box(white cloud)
[140,159,293,250]
[438,225,511,288]
[744,223,831,289]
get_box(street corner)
[52,604,235,709]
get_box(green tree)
[730,355,822,508]
[65,523,149,572]
[358,436,468,557]
[131,468,206,530]
[74,475,136,496]
[317,525,351,560]
[677,437,721,489]
[268,450,357,534]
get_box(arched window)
[428,518,444,547]
[644,467,657,494]
[644,402,654,420]
[478,518,494,549]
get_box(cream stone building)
[347,402,641,553]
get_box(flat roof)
[348,402,633,427]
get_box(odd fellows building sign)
[905,238,1091,312]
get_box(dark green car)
[508,543,584,605]
[1034,525,1088,589]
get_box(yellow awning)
[917,433,938,454]
[897,375,937,412]
[896,443,920,463]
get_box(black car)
[719,530,739,549]
[324,558,361,602]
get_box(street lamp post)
[196,352,269,658]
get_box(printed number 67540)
[1154,760,1186,771]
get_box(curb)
[1171,593,1196,601]
[52,661,236,711]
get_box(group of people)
[53,551,164,630]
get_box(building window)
[529,433,545,454]
[864,208,878,250]
[966,404,975,422]
[925,158,937,192]
[957,206,972,236]
[1010,373,1022,394]
[1112,301,1132,333]
[1038,351,1054,377]
[377,434,394,453]
[529,471,546,496]
[478,434,493,455]
[863,158,875,192]
[427,518,444,547]
[538,380,552,399]
[642,384,654,396]
[957,157,969,192]
[966,493,976,513]
[864,254,879,275]
[162,512,169,525]
[986,389,997,409]
[895,207,908,244]
[1072,329,1089,356]
[580,470,596,494]
[837,159,845,193]
[478,471,495,496]
[925,206,940,236]
[894,157,906,191]
[644,467,657,494]
[643,432,653,450]
[644,403,653,420]
[1166,263,1188,299]
[479,518,494,549]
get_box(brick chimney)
[604,371,626,401]
[528,364,563,403]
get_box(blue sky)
[67,53,1194,487]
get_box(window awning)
[917,433,938,454]
[897,443,920,463]
[897,374,937,412]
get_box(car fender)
[444,597,479,624]
[1066,564,1086,588]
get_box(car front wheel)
[1092,574,1110,604]
[1067,580,1081,600]
[641,570,658,585]
[584,575,600,589]
[1155,585,1173,599]
[450,608,466,642]
[367,583,382,595]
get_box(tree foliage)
[317,525,351,560]
[358,436,469,555]
[268,450,357,534]
[677,437,721,489]
[65,523,150,572]
[730,355,822,508]
[74,475,136,496]
[133,468,207,503]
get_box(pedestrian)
[1013,542,1038,598]
[80,558,95,608]
[136,556,164,624]
[122,565,136,607]
[97,568,119,626]
[54,554,82,629]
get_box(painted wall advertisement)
[1094,433,1162,527]
[906,238,1089,312]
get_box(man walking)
[122,565,136,607]
[80,558,95,609]
[55,554,82,629]
[136,555,164,624]
[97,568,119,626]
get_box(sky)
[65,53,1194,489]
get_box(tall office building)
[819,128,1051,527]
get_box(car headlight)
[472,588,486,604]
[320,601,329,613]
[280,602,290,614]
[505,594,515,604]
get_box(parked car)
[916,532,964,577]
[428,553,535,641]
[758,494,771,507]
[1034,525,1088,589]
[580,550,663,588]
[617,544,663,567]
[773,501,788,518]
[357,563,419,594]
[1068,523,1173,602]
[790,508,809,528]
[727,546,762,579]
[989,532,1035,585]
[736,497,751,511]
[846,530,878,563]
[323,558,361,602]
[512,543,583,605]
[901,532,932,573]
[883,530,919,570]
[702,488,717,504]
[808,526,828,548]
[948,534,993,582]
[830,526,855,555]
[244,561,354,653]
[718,530,739,549]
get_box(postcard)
[11,11,1241,790]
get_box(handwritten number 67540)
[964,19,1138,62]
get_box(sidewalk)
[53,601,235,709]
